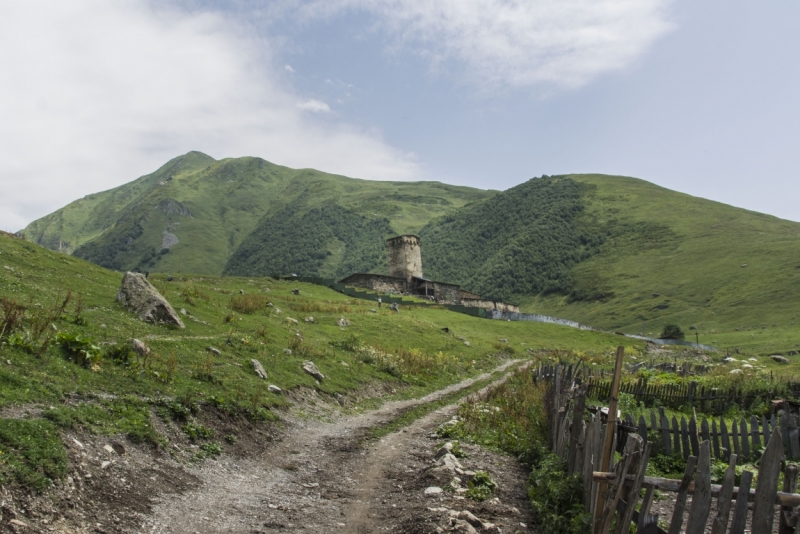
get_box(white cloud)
[284,64,295,72]
[0,0,419,231]
[297,99,332,113]
[299,0,674,90]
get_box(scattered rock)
[268,385,282,394]
[452,510,484,529]
[116,272,185,328]
[463,341,471,347]
[283,348,292,355]
[304,316,314,323]
[207,347,221,356]
[689,325,697,330]
[302,361,325,381]
[338,317,351,327]
[435,442,454,459]
[291,288,300,295]
[730,369,743,374]
[741,264,748,268]
[239,289,244,294]
[180,308,187,315]
[287,318,298,326]
[104,444,114,454]
[251,359,268,379]
[498,339,507,343]
[424,486,443,496]
[9,519,28,527]
[335,393,345,406]
[72,438,84,449]
[131,338,150,356]
[101,461,112,469]
[771,355,789,363]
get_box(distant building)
[338,235,519,313]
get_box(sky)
[1,0,798,231]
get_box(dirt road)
[138,360,536,533]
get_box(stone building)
[338,235,519,312]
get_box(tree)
[660,324,685,340]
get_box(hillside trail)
[138,359,536,533]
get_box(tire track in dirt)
[139,359,526,533]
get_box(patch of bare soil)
[0,360,536,533]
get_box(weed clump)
[228,294,268,314]
[466,470,497,501]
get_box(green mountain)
[22,154,800,351]
[22,152,492,276]
[419,172,800,348]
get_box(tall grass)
[228,294,268,314]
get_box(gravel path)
[138,359,535,533]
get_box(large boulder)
[116,272,185,328]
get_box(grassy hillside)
[0,231,629,491]
[22,152,493,276]
[523,174,800,353]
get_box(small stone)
[72,438,84,449]
[9,519,28,527]
[435,442,454,458]
[287,317,298,326]
[463,341,471,347]
[268,385,282,394]
[730,369,743,374]
[99,323,107,328]
[131,338,150,356]
[180,308,187,315]
[302,361,325,381]
[251,359,268,379]
[340,361,349,367]
[499,338,507,343]
[239,289,244,294]
[337,317,351,327]
[283,348,292,355]
[771,355,789,363]
[424,486,443,495]
[304,316,314,323]
[291,288,300,295]
[104,444,114,454]
[101,461,111,469]
[5,360,10,365]
[207,347,221,356]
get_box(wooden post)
[752,427,785,534]
[685,441,712,534]
[615,441,652,534]
[729,470,754,534]
[709,454,738,534]
[667,455,698,534]
[779,464,799,534]
[569,384,588,475]
[593,346,625,534]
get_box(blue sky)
[1,1,798,231]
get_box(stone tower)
[386,235,422,282]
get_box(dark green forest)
[420,176,605,303]
[224,205,393,278]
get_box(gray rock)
[283,348,292,355]
[437,453,463,471]
[771,355,789,363]
[251,359,268,379]
[131,338,150,356]
[499,338,508,343]
[292,288,300,295]
[424,486,443,496]
[207,347,221,356]
[180,308,187,315]
[116,272,185,328]
[435,442,454,459]
[338,317,351,327]
[302,361,325,381]
[268,385,282,394]
[304,316,314,323]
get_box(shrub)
[528,453,590,534]
[466,470,498,501]
[660,324,685,340]
[0,419,68,492]
[228,294,269,314]
[55,332,101,368]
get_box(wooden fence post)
[685,441,712,534]
[779,464,799,534]
[593,346,625,534]
[752,427,785,534]
[667,455,698,534]
[709,454,738,534]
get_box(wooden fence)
[534,361,793,414]
[547,349,800,534]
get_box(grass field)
[0,231,630,491]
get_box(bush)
[528,453,591,534]
[228,294,268,314]
[466,470,498,501]
[660,324,685,340]
[0,419,68,492]
[55,332,101,368]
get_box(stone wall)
[432,282,461,305]
[461,299,520,313]
[386,235,422,282]
[338,273,407,294]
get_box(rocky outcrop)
[116,272,185,328]
[302,361,325,381]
